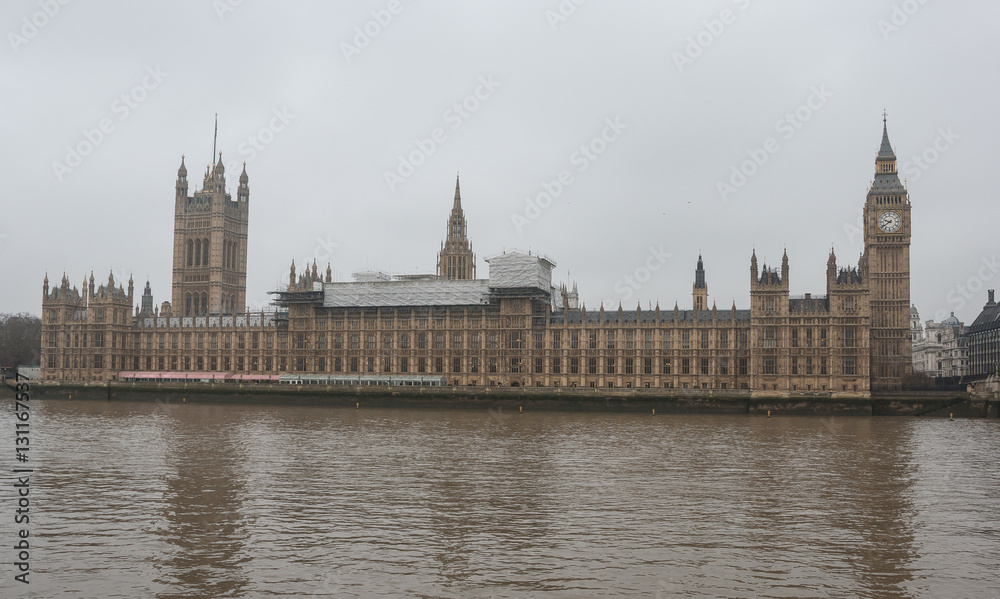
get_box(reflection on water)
[1,401,998,598]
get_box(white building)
[910,306,968,378]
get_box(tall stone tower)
[692,254,708,311]
[863,115,912,390]
[171,152,250,316]
[436,174,476,280]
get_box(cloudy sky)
[2,0,996,325]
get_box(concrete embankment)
[11,381,995,417]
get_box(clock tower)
[863,115,912,390]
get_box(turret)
[127,274,134,303]
[176,155,188,200]
[140,280,154,316]
[827,248,837,289]
[780,249,789,283]
[289,259,296,289]
[692,254,708,312]
[238,162,249,203]
[750,249,759,288]
[43,273,49,300]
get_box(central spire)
[437,174,476,279]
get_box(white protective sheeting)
[322,278,491,308]
[485,251,555,290]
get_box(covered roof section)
[322,278,491,308]
[485,250,555,292]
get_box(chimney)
[989,289,996,306]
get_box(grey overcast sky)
[2,0,997,325]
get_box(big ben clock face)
[877,210,902,233]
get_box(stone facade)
[41,121,914,397]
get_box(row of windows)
[761,356,853,376]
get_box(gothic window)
[845,327,857,348]
[764,327,776,348]
[194,239,201,266]
[187,239,194,266]
[763,356,776,375]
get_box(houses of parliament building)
[40,119,913,396]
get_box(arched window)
[223,241,229,268]
[202,292,208,315]
[192,294,199,315]
[203,238,210,265]
[187,239,194,266]
[185,294,192,316]
[195,239,201,266]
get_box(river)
[1,399,997,598]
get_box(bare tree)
[0,313,42,368]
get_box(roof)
[878,121,896,158]
[553,309,751,325]
[322,278,491,308]
[789,296,830,312]
[969,301,1000,332]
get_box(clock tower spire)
[863,113,912,391]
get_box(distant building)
[966,289,1000,379]
[910,306,967,378]
[40,119,916,396]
